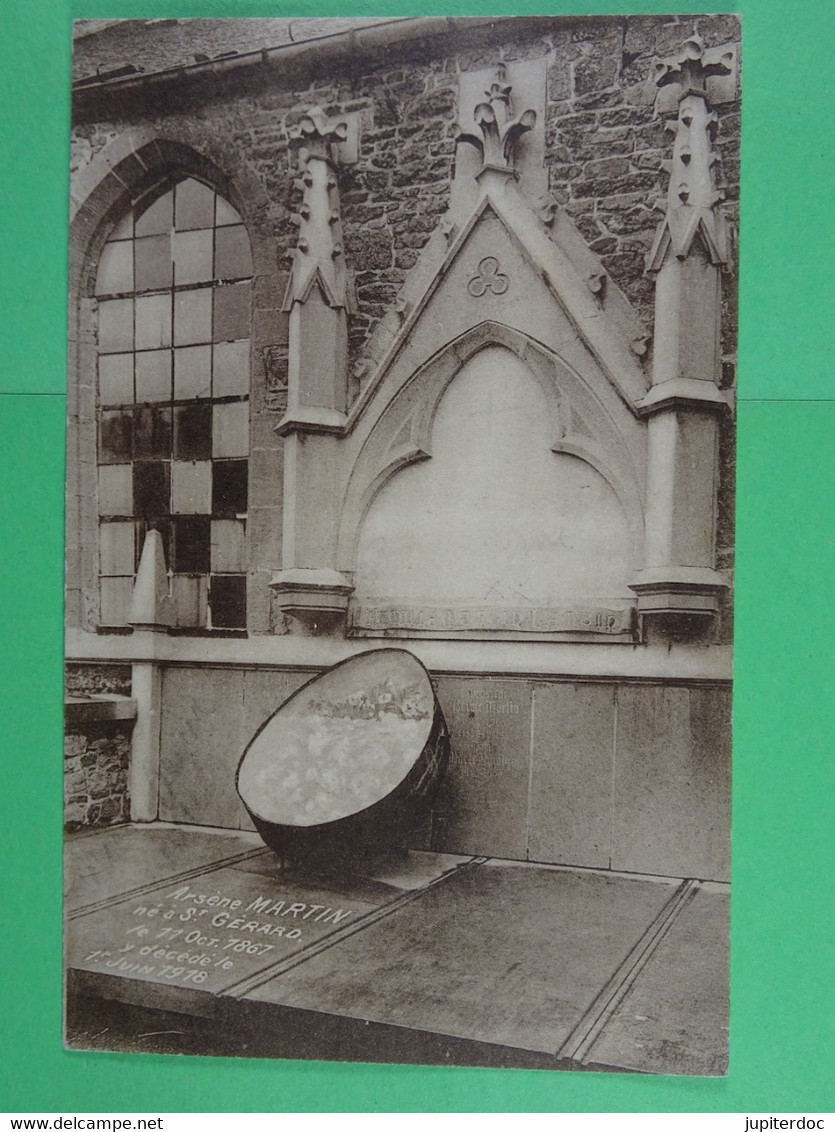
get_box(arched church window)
[94,177,253,629]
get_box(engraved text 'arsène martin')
[169,885,355,930]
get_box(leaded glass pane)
[211,519,246,573]
[215,225,253,279]
[211,459,247,515]
[134,233,173,291]
[99,354,134,406]
[171,574,208,627]
[99,521,135,576]
[210,574,246,628]
[96,178,252,630]
[174,229,214,286]
[174,402,213,462]
[98,298,133,353]
[171,460,212,514]
[174,345,212,400]
[175,178,216,231]
[135,293,172,350]
[212,341,249,397]
[173,514,211,574]
[98,465,132,516]
[96,241,134,296]
[212,401,249,458]
[135,191,173,237]
[133,406,172,460]
[99,410,133,464]
[135,350,172,402]
[213,283,250,342]
[215,197,243,227]
[133,461,170,519]
[174,288,212,345]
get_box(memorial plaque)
[352,347,637,636]
[431,677,531,860]
[528,683,616,868]
[349,603,634,638]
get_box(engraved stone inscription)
[68,867,372,996]
[432,678,531,860]
[350,603,633,635]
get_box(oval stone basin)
[236,648,449,863]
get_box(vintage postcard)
[64,14,738,1073]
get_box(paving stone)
[584,885,730,1075]
[246,862,677,1054]
[65,824,265,912]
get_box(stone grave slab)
[583,884,730,1075]
[243,861,679,1054]
[66,826,476,1009]
[229,849,472,894]
[65,824,266,914]
[68,863,386,998]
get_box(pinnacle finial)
[646,38,732,273]
[289,106,349,161]
[284,107,351,311]
[653,35,733,100]
[457,64,536,171]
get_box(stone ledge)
[65,695,138,727]
[67,627,732,682]
[635,378,732,416]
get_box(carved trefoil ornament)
[457,63,536,173]
[467,256,509,298]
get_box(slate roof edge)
[72,16,558,111]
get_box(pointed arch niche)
[272,171,655,639]
[342,328,644,641]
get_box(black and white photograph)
[64,14,739,1075]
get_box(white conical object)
[128,528,174,630]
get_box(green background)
[1,0,832,1113]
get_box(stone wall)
[65,662,131,698]
[64,721,131,831]
[70,15,741,370]
[155,663,730,880]
[68,15,739,637]
[65,665,133,830]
